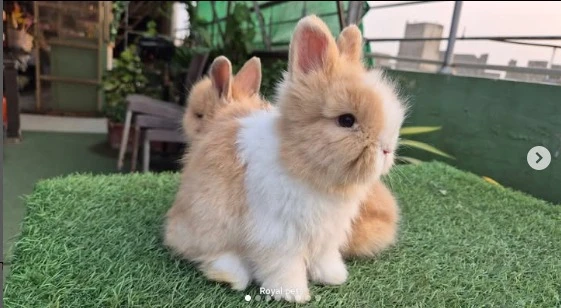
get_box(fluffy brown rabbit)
[164,15,406,303]
[182,56,269,145]
[183,57,401,259]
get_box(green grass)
[4,162,561,307]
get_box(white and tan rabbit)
[164,15,406,303]
[183,56,401,259]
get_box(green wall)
[385,70,561,204]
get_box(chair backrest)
[125,94,184,120]
[179,52,210,106]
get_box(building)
[505,59,525,81]
[546,64,561,84]
[396,22,444,72]
[505,59,559,84]
[437,52,499,79]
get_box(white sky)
[363,1,561,66]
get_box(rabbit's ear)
[209,56,233,101]
[337,24,363,63]
[233,57,262,97]
[288,15,339,77]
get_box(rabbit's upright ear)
[288,15,339,78]
[233,57,262,97]
[209,56,233,101]
[337,24,363,63]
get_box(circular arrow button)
[527,146,551,171]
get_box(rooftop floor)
[4,113,180,282]
[3,126,118,281]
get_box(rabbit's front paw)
[309,250,348,285]
[254,254,310,302]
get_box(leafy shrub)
[102,45,156,123]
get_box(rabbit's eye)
[195,113,204,119]
[337,114,356,128]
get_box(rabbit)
[182,45,401,261]
[182,56,270,145]
[164,15,407,303]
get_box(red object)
[3,96,7,127]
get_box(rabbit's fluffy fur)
[166,15,406,303]
[182,56,269,145]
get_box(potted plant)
[102,45,148,150]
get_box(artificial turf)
[3,162,561,307]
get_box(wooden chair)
[131,114,181,172]
[116,52,209,172]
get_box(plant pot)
[107,120,167,153]
[107,120,135,152]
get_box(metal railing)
[364,1,561,79]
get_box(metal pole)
[124,2,129,47]
[365,35,561,43]
[369,1,444,10]
[301,1,308,17]
[347,1,362,26]
[210,1,225,48]
[550,47,556,69]
[253,1,271,50]
[439,1,463,74]
[336,1,345,31]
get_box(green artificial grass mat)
[4,162,561,307]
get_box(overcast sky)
[363,1,561,66]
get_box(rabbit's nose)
[382,149,390,155]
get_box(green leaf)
[400,126,442,135]
[400,139,455,160]
[399,156,424,165]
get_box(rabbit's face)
[183,78,222,143]
[277,16,406,193]
[364,70,407,176]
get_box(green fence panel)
[385,70,561,204]
[196,1,368,50]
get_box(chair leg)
[117,110,133,171]
[143,135,150,172]
[131,124,141,172]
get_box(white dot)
[315,295,322,301]
[265,295,272,302]
[244,295,251,301]
[255,295,261,301]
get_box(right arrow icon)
[527,146,551,171]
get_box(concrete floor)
[20,114,108,134]
[4,114,113,282]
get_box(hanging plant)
[109,1,128,44]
